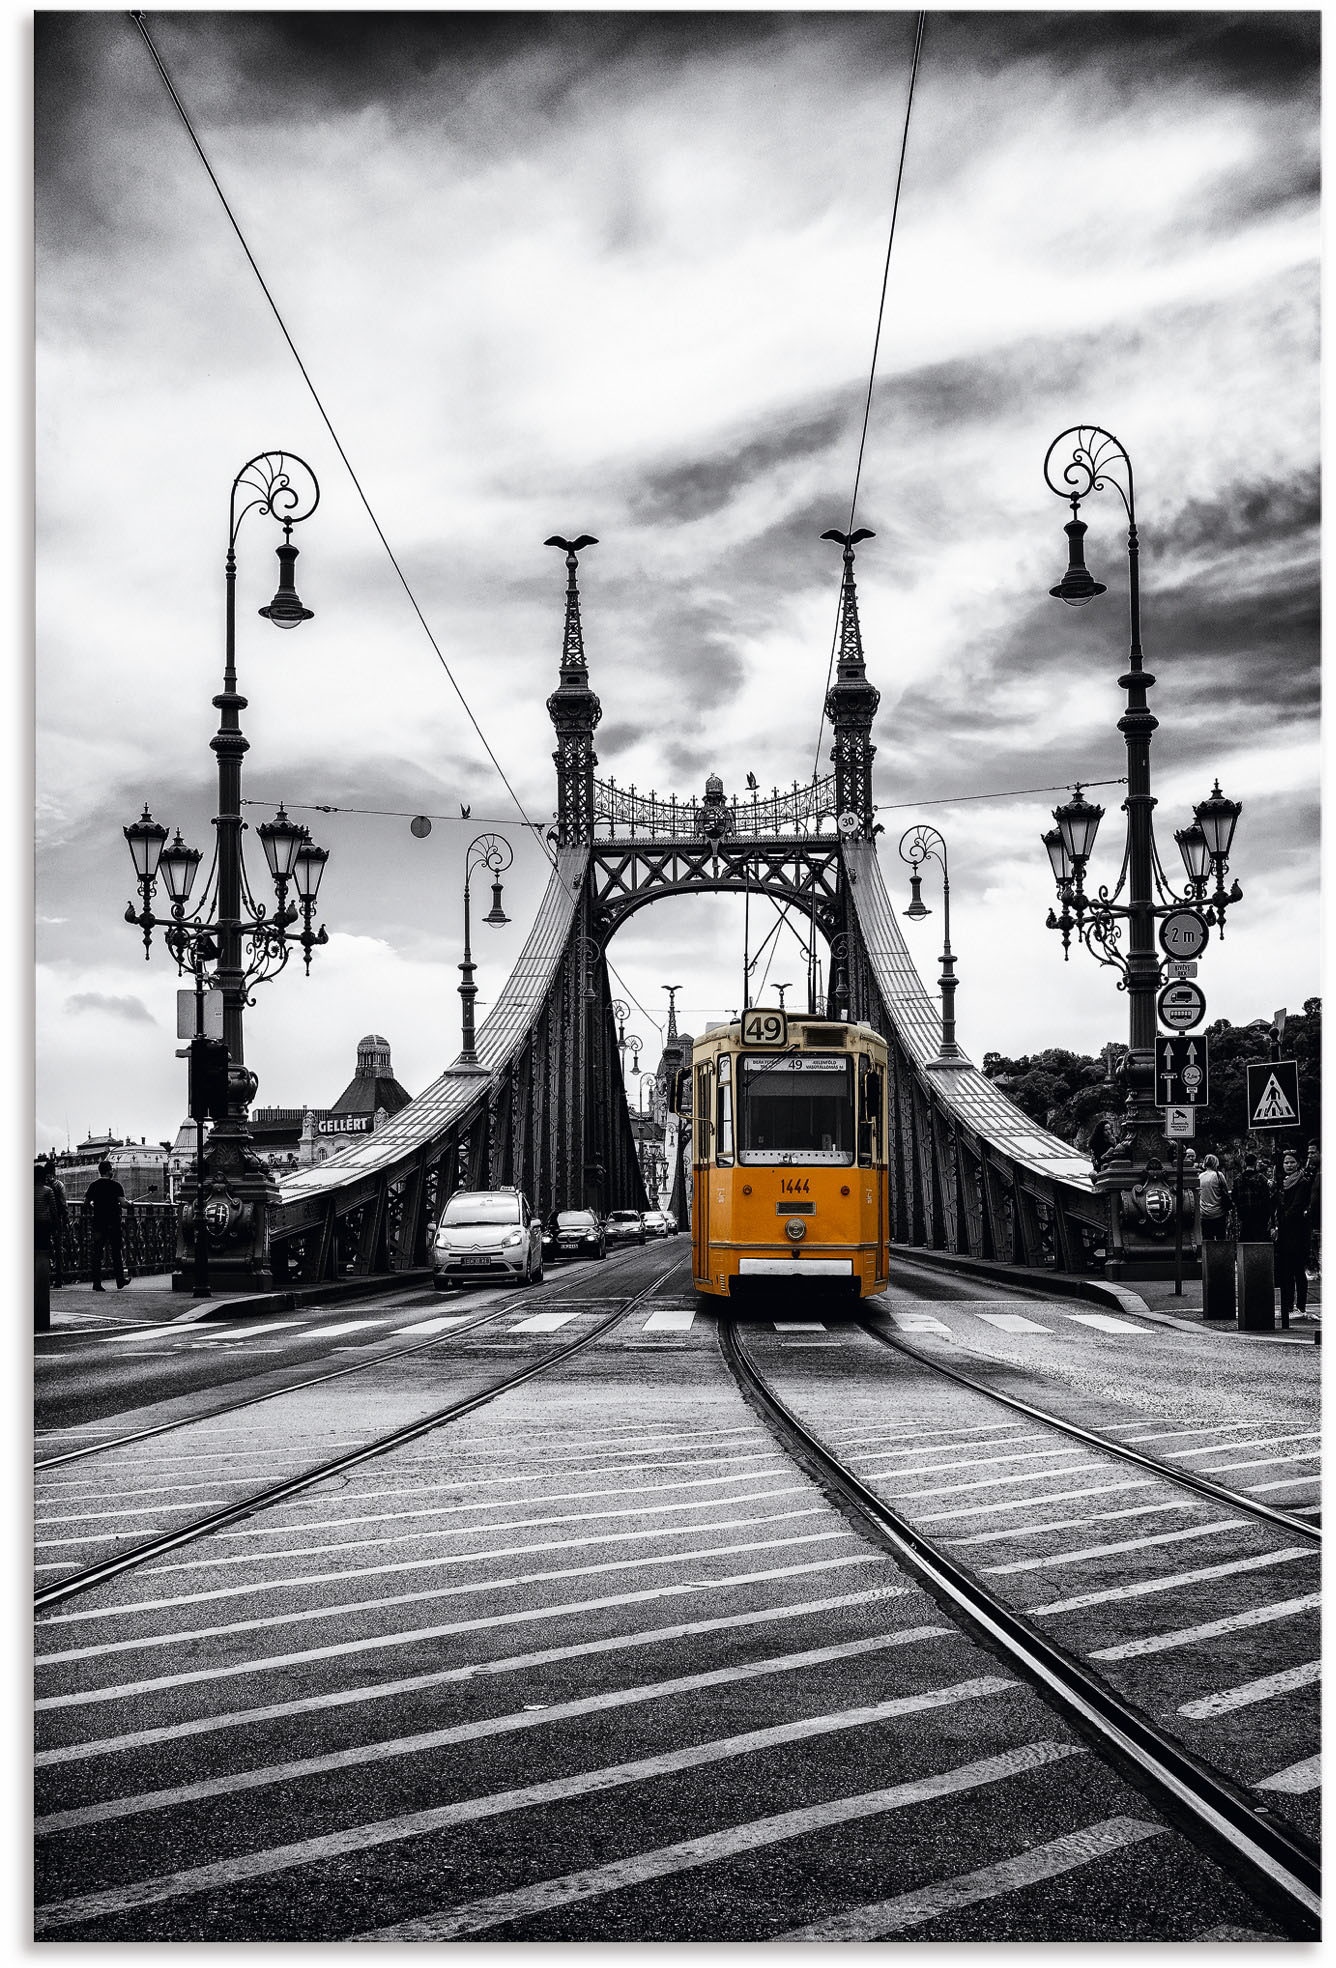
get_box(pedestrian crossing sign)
[1246,1059,1301,1130]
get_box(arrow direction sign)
[1156,1034,1210,1108]
[1246,1059,1301,1131]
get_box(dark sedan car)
[543,1208,607,1262]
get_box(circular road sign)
[1159,909,1209,961]
[1158,979,1207,1031]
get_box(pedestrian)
[44,1157,69,1287]
[1272,1147,1317,1324]
[34,1161,58,1333]
[82,1158,130,1290]
[1196,1154,1232,1241]
[1232,1154,1272,1242]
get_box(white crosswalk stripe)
[1065,1313,1147,1333]
[511,1312,581,1333]
[642,1309,696,1331]
[975,1313,1050,1332]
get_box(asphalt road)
[33,1244,1316,1941]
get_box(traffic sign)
[1164,1106,1196,1140]
[1158,910,1209,961]
[177,988,224,1040]
[1157,979,1207,1031]
[1156,1035,1209,1107]
[1246,1059,1301,1131]
[1165,959,1198,980]
[741,1007,787,1046]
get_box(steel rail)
[861,1322,1320,1546]
[33,1251,652,1473]
[35,1261,686,1614]
[718,1317,1320,1939]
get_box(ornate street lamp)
[458,832,513,1067]
[123,451,327,1293]
[899,823,963,1066]
[1041,425,1244,1276]
[624,1033,643,1076]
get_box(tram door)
[692,1060,711,1285]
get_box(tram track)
[718,1315,1321,1939]
[36,1263,685,1614]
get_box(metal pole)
[1173,1137,1184,1297]
[192,957,211,1299]
[458,872,477,1065]
[938,857,960,1060]
[213,545,247,1084]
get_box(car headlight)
[502,1229,525,1247]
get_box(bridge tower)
[822,528,881,840]
[545,535,602,846]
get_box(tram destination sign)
[741,1008,787,1046]
[1157,979,1207,1031]
[1158,909,1209,961]
[1156,1034,1209,1108]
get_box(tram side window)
[716,1055,735,1165]
[858,1059,883,1167]
[695,1066,711,1165]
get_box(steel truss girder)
[589,835,842,939]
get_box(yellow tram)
[680,1009,890,1299]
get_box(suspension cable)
[811,10,926,781]
[128,12,553,865]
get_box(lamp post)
[1041,426,1243,1278]
[624,1033,643,1077]
[899,824,963,1067]
[124,451,328,1293]
[458,833,512,1067]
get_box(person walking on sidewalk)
[35,1161,58,1333]
[1197,1154,1231,1241]
[44,1157,69,1287]
[82,1159,129,1291]
[1233,1155,1272,1242]
[1272,1147,1317,1324]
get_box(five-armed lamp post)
[1041,426,1242,1278]
[900,824,963,1067]
[458,833,512,1067]
[124,451,329,1294]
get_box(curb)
[169,1269,433,1324]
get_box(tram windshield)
[738,1054,853,1164]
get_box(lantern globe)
[159,831,202,904]
[903,871,930,920]
[1042,825,1073,884]
[293,839,329,903]
[1048,516,1108,607]
[124,806,168,883]
[258,542,313,630]
[1194,780,1241,861]
[258,804,305,883]
[1054,788,1103,864]
[484,879,509,927]
[1174,822,1210,885]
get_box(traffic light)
[188,1038,231,1120]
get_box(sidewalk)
[44,1269,431,1330]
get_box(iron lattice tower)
[822,529,881,838]
[545,535,602,845]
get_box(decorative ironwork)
[593,772,837,840]
[821,529,880,838]
[545,535,602,846]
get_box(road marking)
[953,1500,1198,1547]
[387,1315,474,1335]
[511,1312,581,1332]
[773,1320,826,1331]
[1086,1590,1321,1661]
[204,1321,305,1341]
[34,1551,885,1710]
[1178,1660,1320,1720]
[870,1443,1083,1480]
[775,1815,1165,1941]
[846,1422,1026,1451]
[35,1584,916,1766]
[37,1624,955,1832]
[982,1518,1247,1576]
[98,1326,246,1344]
[34,1684,1028,1933]
[642,1309,696,1331]
[1255,1753,1321,1794]
[1196,1451,1320,1476]
[35,1499,232,1528]
[1032,1547,1318,1617]
[888,1314,954,1334]
[1123,1424,1251,1445]
[44,1494,821,1623]
[974,1313,1050,1333]
[1247,1475,1321,1493]
[889,1457,1092,1503]
[1171,1432,1319,1460]
[36,1526,857,1667]
[1065,1313,1147,1333]
[351,1739,1074,1944]
[287,1319,385,1340]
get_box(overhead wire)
[128,11,553,867]
[811,10,926,782]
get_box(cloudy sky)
[35,9,1319,1153]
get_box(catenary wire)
[812,10,927,782]
[128,11,553,867]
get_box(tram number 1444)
[779,1177,812,1195]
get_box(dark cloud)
[64,992,156,1024]
[628,404,849,526]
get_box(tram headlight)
[784,1217,807,1243]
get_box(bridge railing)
[593,775,837,839]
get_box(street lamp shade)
[124,805,168,883]
[1193,780,1242,862]
[257,804,306,884]
[1174,821,1211,886]
[292,837,329,904]
[1042,825,1074,885]
[1054,787,1103,864]
[159,830,202,904]
[903,871,930,920]
[484,879,510,927]
[1048,516,1108,607]
[258,541,314,629]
